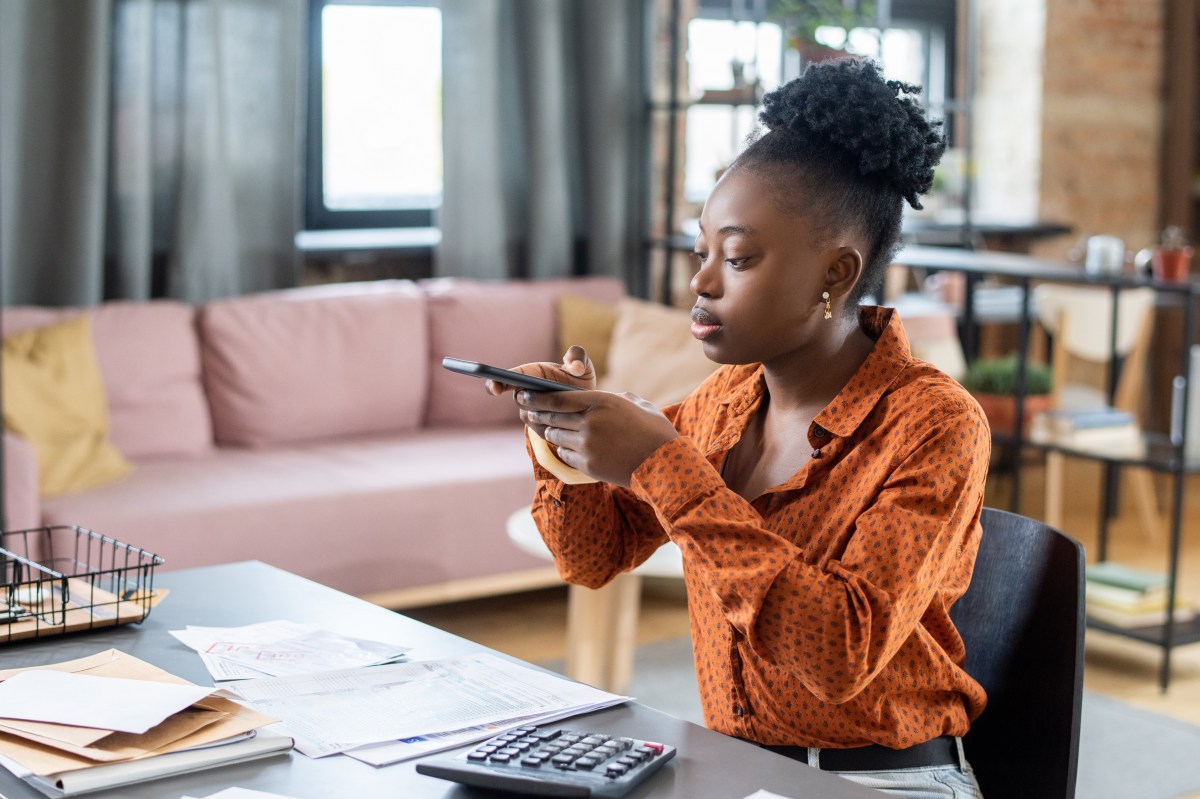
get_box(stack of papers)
[0,650,292,797]
[225,651,631,764]
[169,620,410,680]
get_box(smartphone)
[442,357,584,393]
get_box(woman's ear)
[825,247,865,299]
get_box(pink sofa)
[2,276,626,607]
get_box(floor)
[406,460,1200,796]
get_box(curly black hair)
[732,58,946,303]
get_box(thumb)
[563,345,592,377]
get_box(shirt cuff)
[630,435,724,520]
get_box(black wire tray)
[1,525,165,643]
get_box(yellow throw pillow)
[557,294,620,379]
[3,315,133,495]
[598,298,720,407]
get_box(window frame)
[304,0,441,231]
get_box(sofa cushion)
[40,428,548,597]
[2,316,133,495]
[557,293,621,379]
[423,277,626,427]
[599,298,720,407]
[200,281,428,447]
[2,302,212,459]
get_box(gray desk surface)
[0,561,883,799]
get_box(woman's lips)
[691,307,722,340]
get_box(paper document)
[227,652,630,758]
[170,620,410,680]
[0,670,214,734]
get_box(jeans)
[812,738,985,799]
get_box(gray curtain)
[0,0,303,307]
[438,0,646,284]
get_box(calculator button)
[582,735,608,745]
[466,751,489,761]
[518,736,540,745]
[521,756,545,767]
[574,756,600,770]
[550,754,576,768]
[640,742,665,755]
[489,753,512,763]
[605,764,629,778]
[617,756,639,767]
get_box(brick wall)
[1034,0,1166,258]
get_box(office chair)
[951,507,1085,799]
[1033,285,1162,539]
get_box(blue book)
[1087,561,1166,595]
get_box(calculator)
[415,724,677,798]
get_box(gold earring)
[822,291,832,320]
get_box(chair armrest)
[3,433,41,531]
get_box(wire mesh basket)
[1,525,165,643]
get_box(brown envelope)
[0,649,278,777]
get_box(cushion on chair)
[200,280,429,447]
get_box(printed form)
[226,652,629,758]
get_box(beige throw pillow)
[599,298,720,407]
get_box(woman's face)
[689,166,845,366]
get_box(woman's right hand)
[485,345,597,404]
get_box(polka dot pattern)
[530,307,990,749]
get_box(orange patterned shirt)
[529,307,990,749]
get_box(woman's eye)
[691,251,708,264]
[725,257,750,269]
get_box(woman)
[492,58,989,798]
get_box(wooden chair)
[1032,285,1162,538]
[952,507,1085,799]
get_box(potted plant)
[769,0,876,64]
[961,355,1053,436]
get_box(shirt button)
[733,705,745,717]
[813,427,827,438]
[552,498,563,508]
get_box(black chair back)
[951,507,1085,799]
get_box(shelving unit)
[895,244,1200,691]
[643,0,970,302]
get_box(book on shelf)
[1086,600,1195,629]
[1086,580,1168,612]
[1039,405,1135,433]
[1086,561,1168,595]
[1029,413,1144,455]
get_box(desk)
[0,561,883,799]
[507,507,684,694]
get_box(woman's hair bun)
[758,58,945,209]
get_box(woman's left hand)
[517,389,678,488]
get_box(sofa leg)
[565,573,642,694]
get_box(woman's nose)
[690,259,718,297]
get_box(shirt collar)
[814,306,912,438]
[713,306,914,443]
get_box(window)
[683,1,957,204]
[305,0,441,230]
